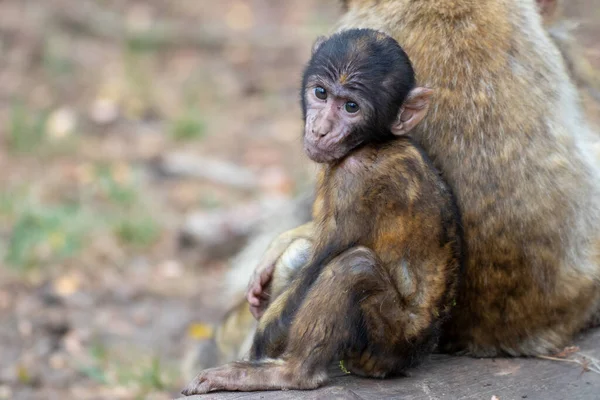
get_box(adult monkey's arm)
[247,222,315,319]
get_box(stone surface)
[178,328,600,400]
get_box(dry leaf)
[47,107,76,140]
[16,365,31,384]
[49,353,67,370]
[90,97,120,125]
[158,260,183,279]
[0,385,12,400]
[188,323,214,340]
[54,275,81,297]
[75,163,95,185]
[226,1,254,31]
[63,331,84,354]
[111,162,132,185]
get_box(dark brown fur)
[180,29,463,394]
[182,138,461,394]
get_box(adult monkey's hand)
[246,222,315,319]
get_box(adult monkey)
[184,0,600,375]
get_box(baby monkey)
[182,29,462,395]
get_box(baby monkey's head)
[301,29,433,163]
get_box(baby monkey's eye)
[315,87,327,100]
[345,101,359,113]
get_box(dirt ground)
[0,1,598,399]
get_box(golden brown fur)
[335,0,600,356]
[182,136,462,394]
[184,0,600,378]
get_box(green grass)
[2,162,163,269]
[94,164,139,207]
[81,342,176,397]
[122,46,156,119]
[118,357,167,392]
[171,110,206,141]
[171,83,207,141]
[92,164,161,247]
[6,101,78,157]
[113,215,160,248]
[0,191,17,217]
[4,203,91,269]
[126,30,166,53]
[7,102,48,154]
[79,340,110,385]
[42,35,74,78]
[198,192,222,209]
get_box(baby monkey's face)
[300,29,432,164]
[303,79,370,163]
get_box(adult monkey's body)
[347,0,600,356]
[256,0,600,356]
[185,0,600,375]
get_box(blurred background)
[0,1,598,399]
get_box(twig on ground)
[536,353,600,375]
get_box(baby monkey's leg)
[181,247,418,394]
[239,238,314,360]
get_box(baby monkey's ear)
[391,87,434,136]
[312,36,327,55]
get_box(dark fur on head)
[301,29,416,144]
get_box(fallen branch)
[155,152,259,190]
[537,354,600,375]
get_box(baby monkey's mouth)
[304,142,337,163]
[304,137,366,164]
